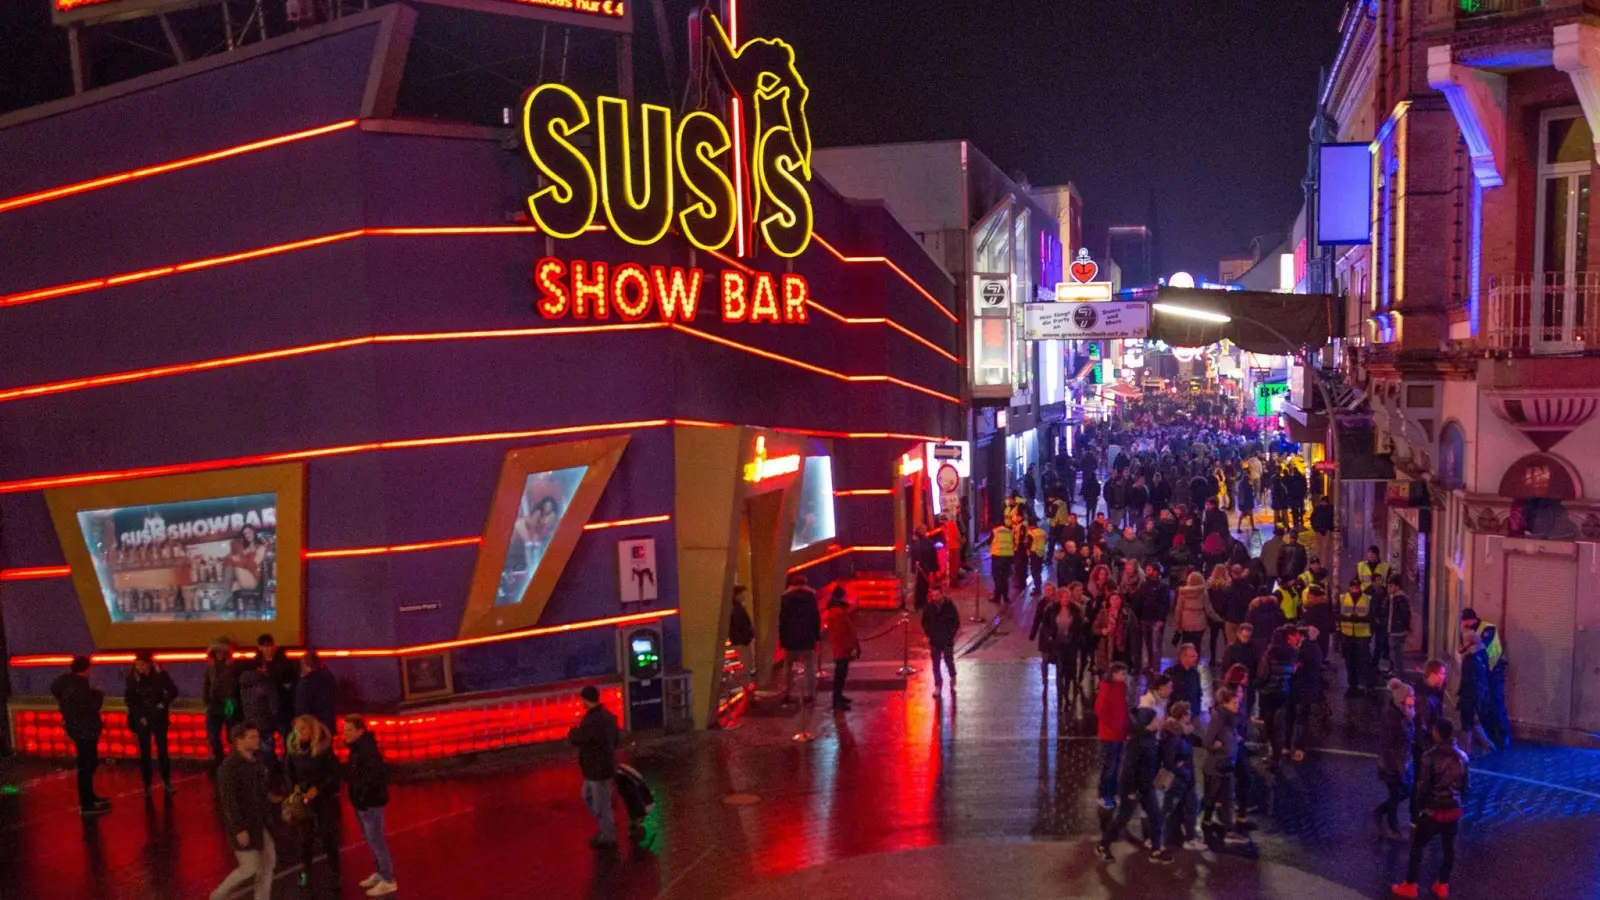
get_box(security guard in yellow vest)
[1338,577,1373,694]
[1462,607,1511,748]
[1358,546,1390,594]
[1027,522,1048,595]
[1277,580,1304,621]
[990,523,1016,605]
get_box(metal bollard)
[897,612,916,677]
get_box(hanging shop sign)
[1055,281,1114,303]
[1023,301,1150,341]
[617,538,660,605]
[1068,248,1100,284]
[975,275,1011,314]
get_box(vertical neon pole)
[728,0,749,257]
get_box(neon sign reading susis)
[520,13,814,259]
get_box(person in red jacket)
[824,588,861,712]
[1095,662,1131,809]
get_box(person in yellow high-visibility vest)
[1461,607,1511,749]
[1338,577,1373,695]
[1027,521,1048,596]
[1276,580,1304,622]
[1357,546,1391,595]
[989,523,1015,606]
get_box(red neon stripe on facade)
[786,544,895,574]
[812,235,958,324]
[0,565,71,581]
[5,609,680,667]
[0,120,359,217]
[0,325,665,405]
[304,536,482,560]
[834,489,893,497]
[670,323,959,404]
[582,514,672,530]
[0,420,947,497]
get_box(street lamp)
[1152,303,1344,588]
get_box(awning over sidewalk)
[1100,383,1142,400]
[1148,287,1340,354]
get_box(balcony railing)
[1474,272,1600,355]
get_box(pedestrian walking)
[1460,608,1510,749]
[1096,707,1169,864]
[824,587,860,711]
[203,639,241,767]
[1375,678,1416,841]
[1170,570,1218,653]
[1220,625,1259,717]
[911,528,939,609]
[284,715,342,888]
[1163,644,1203,717]
[343,714,399,896]
[1291,625,1326,757]
[1029,583,1065,689]
[257,634,299,750]
[728,586,757,696]
[1392,720,1469,899]
[124,651,179,795]
[989,521,1016,605]
[1235,473,1256,534]
[1413,660,1448,817]
[211,723,278,900]
[1093,592,1137,673]
[921,587,961,694]
[238,654,282,780]
[1094,662,1131,809]
[1310,495,1335,571]
[777,574,821,704]
[1456,629,1495,757]
[51,655,108,816]
[293,650,337,732]
[1160,701,1205,852]
[568,684,621,849]
[1382,574,1413,675]
[1257,627,1297,764]
[1201,686,1247,847]
[1133,563,1170,673]
[1027,519,1048,594]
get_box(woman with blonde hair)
[285,714,342,888]
[1205,565,1231,663]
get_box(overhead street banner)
[1024,302,1150,341]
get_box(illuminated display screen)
[493,466,588,606]
[791,456,837,550]
[1318,143,1373,245]
[76,493,279,623]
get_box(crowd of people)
[47,637,399,898]
[932,393,1496,895]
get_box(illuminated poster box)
[44,464,306,649]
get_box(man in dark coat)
[343,714,397,893]
[921,589,961,693]
[777,574,822,702]
[568,685,621,849]
[212,723,278,900]
[257,634,299,744]
[1097,707,1169,863]
[294,650,337,731]
[910,528,939,609]
[51,656,108,816]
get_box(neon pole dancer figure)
[704,10,814,259]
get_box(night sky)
[0,0,1347,279]
[749,0,1348,279]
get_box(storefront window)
[973,205,1011,277]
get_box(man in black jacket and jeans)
[50,655,108,816]
[212,723,277,900]
[568,685,621,849]
[343,714,398,895]
[777,574,822,703]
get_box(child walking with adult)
[824,587,861,711]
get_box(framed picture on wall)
[400,652,454,701]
